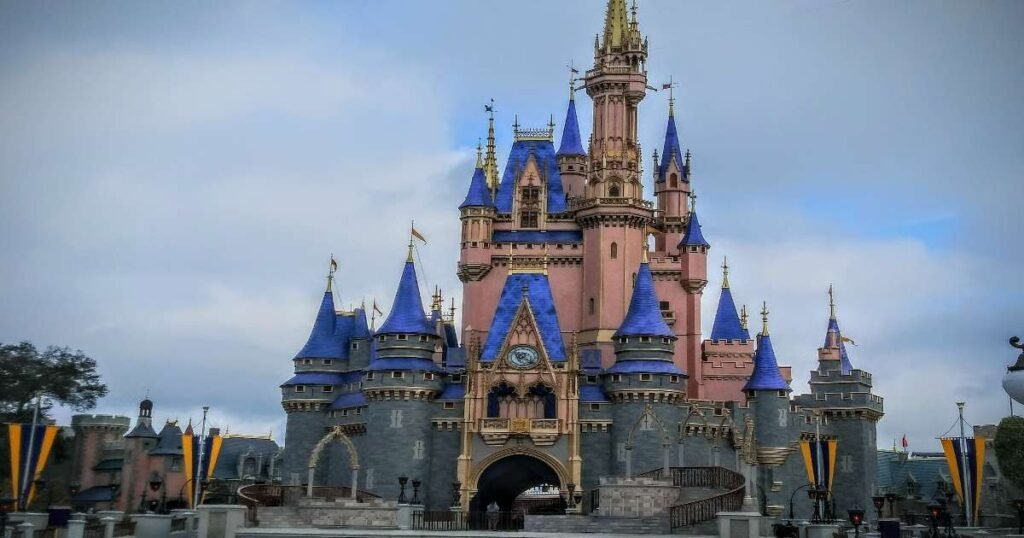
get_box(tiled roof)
[482,272,566,362]
[657,113,685,183]
[614,262,675,338]
[494,140,567,214]
[605,359,683,375]
[351,308,371,339]
[330,392,367,409]
[460,166,495,209]
[125,420,158,439]
[212,437,281,480]
[679,211,710,248]
[743,334,791,391]
[711,287,749,341]
[281,372,350,386]
[149,422,183,456]
[437,384,466,400]
[579,384,610,402]
[295,292,345,360]
[581,349,603,373]
[556,98,586,156]
[378,260,434,335]
[492,230,583,244]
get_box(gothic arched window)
[487,383,518,418]
[589,298,595,315]
[529,385,557,419]
[609,184,620,197]
[610,242,618,259]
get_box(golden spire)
[642,239,649,263]
[602,0,630,49]
[721,256,730,289]
[740,304,748,330]
[407,237,414,262]
[326,254,337,292]
[484,99,498,193]
[507,241,514,273]
[828,284,836,320]
[543,243,550,274]
[760,301,770,336]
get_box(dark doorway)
[470,454,562,513]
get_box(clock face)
[506,345,539,369]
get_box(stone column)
[67,516,86,538]
[350,469,359,499]
[662,443,671,476]
[306,468,315,497]
[678,440,686,466]
[625,447,632,478]
[101,517,115,538]
[742,463,758,512]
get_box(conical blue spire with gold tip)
[377,250,434,335]
[294,273,345,360]
[657,105,685,183]
[613,258,675,339]
[710,258,748,341]
[679,199,710,248]
[460,145,494,209]
[743,303,791,392]
[823,285,854,374]
[557,92,586,157]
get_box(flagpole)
[193,406,209,509]
[19,394,42,511]
[815,414,824,520]
[957,402,972,527]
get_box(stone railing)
[479,418,562,447]
[637,466,746,529]
[568,197,654,211]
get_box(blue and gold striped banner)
[940,437,986,522]
[181,432,224,508]
[800,439,838,491]
[7,423,59,509]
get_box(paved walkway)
[237,528,718,538]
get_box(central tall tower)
[577,0,654,362]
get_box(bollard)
[17,522,35,538]
[100,517,115,538]
[66,518,86,538]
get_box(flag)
[7,423,59,509]
[372,300,384,316]
[940,437,986,522]
[841,336,857,346]
[330,256,338,273]
[901,435,908,449]
[800,439,838,492]
[661,83,673,90]
[411,227,427,244]
[181,431,225,508]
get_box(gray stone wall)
[363,398,435,504]
[282,411,326,485]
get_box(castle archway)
[468,452,566,513]
[307,426,360,498]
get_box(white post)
[678,440,686,467]
[19,395,42,511]
[100,517,115,538]
[307,467,315,497]
[67,517,86,538]
[350,469,359,499]
[663,443,671,476]
[16,522,34,538]
[193,406,209,509]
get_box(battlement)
[72,414,131,429]
[808,367,873,387]
[794,390,884,413]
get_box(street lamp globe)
[1004,337,1024,405]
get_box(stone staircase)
[525,514,671,534]
[253,506,303,528]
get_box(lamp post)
[788,483,813,520]
[397,476,408,504]
[927,501,942,538]
[149,475,165,514]
[33,478,50,510]
[1010,499,1024,535]
[872,495,885,522]
[410,479,421,505]
[848,506,865,538]
[810,484,827,523]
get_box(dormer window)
[323,359,333,365]
[397,334,407,341]
[294,385,305,393]
[520,210,539,228]
[322,386,334,393]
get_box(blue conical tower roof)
[711,287,748,341]
[352,307,371,339]
[378,258,434,335]
[657,112,684,183]
[557,97,586,156]
[743,333,791,392]
[824,317,854,375]
[460,166,494,209]
[679,210,710,248]
[614,262,675,339]
[295,290,345,360]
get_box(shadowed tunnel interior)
[470,455,561,511]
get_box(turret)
[743,303,793,450]
[653,96,691,251]
[458,147,496,282]
[817,285,854,375]
[125,397,157,438]
[362,243,443,504]
[701,258,756,401]
[678,193,709,293]
[604,252,685,476]
[556,86,587,199]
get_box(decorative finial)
[665,76,677,116]
[507,241,514,273]
[327,254,338,292]
[642,239,649,263]
[760,301,770,336]
[652,150,659,180]
[828,284,836,320]
[449,297,456,322]
[370,298,379,331]
[684,148,692,173]
[513,114,520,137]
[476,139,483,168]
[721,257,730,289]
[689,191,697,212]
[543,243,550,274]
[568,60,579,100]
[740,304,749,330]
[548,113,555,141]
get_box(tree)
[0,341,108,422]
[995,415,1024,491]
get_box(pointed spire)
[613,261,675,339]
[710,259,748,341]
[743,309,791,392]
[656,99,684,183]
[294,283,344,359]
[484,99,499,194]
[378,248,434,335]
[326,255,337,292]
[679,195,710,249]
[557,87,586,156]
[828,284,837,320]
[460,155,495,209]
[602,0,630,49]
[475,139,483,168]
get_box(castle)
[279,0,884,520]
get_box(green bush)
[995,416,1024,490]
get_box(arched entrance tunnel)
[470,455,562,512]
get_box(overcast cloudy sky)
[1,0,1022,449]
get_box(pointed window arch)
[670,173,678,188]
[609,184,620,197]
[589,298,595,315]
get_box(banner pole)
[19,394,42,511]
[193,406,209,509]
[957,402,972,527]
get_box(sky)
[1,0,1022,451]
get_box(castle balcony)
[479,417,561,447]
[568,197,654,211]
